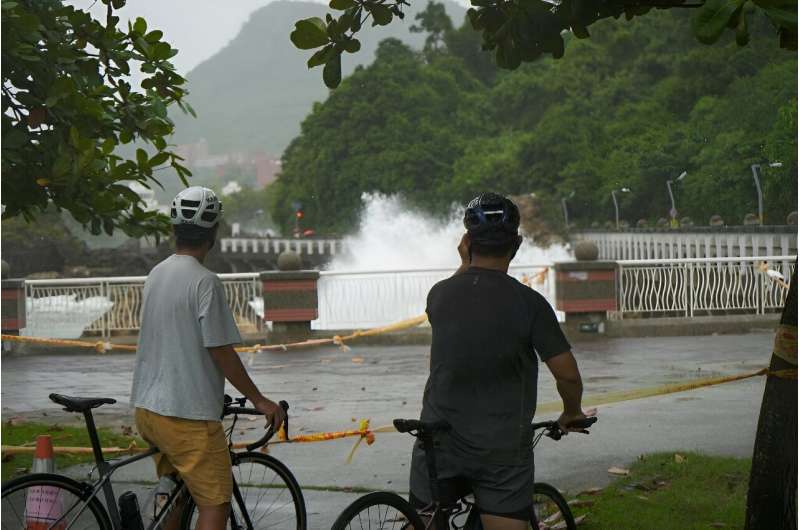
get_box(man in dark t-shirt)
[409,192,593,529]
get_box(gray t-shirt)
[131,254,242,420]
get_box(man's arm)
[544,350,593,431]
[208,344,286,431]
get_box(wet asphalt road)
[2,333,772,528]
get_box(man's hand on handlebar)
[557,408,598,435]
[253,396,287,432]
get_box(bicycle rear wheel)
[180,452,306,529]
[331,491,425,530]
[1,473,112,530]
[532,483,575,530]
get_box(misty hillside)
[169,0,466,157]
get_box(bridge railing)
[617,256,795,318]
[314,264,553,330]
[23,273,261,339]
[220,238,343,256]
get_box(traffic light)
[295,210,304,219]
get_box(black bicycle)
[1,393,307,529]
[331,416,596,530]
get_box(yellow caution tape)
[2,366,794,459]
[1,314,429,355]
[0,335,129,353]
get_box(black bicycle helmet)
[463,193,520,245]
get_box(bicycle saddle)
[49,393,116,413]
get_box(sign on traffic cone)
[25,435,65,530]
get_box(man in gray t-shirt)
[131,186,285,530]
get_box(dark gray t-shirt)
[420,267,570,466]
[131,255,242,420]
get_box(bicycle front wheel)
[331,491,425,530]
[1,473,112,530]
[180,451,306,530]
[532,482,575,530]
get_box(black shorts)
[408,441,534,521]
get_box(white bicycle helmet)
[170,186,223,228]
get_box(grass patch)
[1,421,143,481]
[572,452,750,530]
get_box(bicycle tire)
[1,473,113,530]
[331,491,425,530]
[532,482,575,530]
[180,451,307,529]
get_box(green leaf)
[290,18,330,50]
[133,16,146,35]
[330,0,356,10]
[367,3,393,26]
[136,148,148,167]
[323,53,342,88]
[90,217,102,235]
[149,151,169,167]
[343,38,361,53]
[308,45,335,68]
[153,42,172,60]
[145,29,163,42]
[103,218,115,236]
[101,137,116,155]
[119,130,133,144]
[693,0,744,44]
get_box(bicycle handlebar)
[532,417,597,441]
[223,396,289,451]
[393,418,451,435]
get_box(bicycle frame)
[52,409,188,530]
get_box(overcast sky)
[73,0,276,75]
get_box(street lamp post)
[561,190,575,228]
[751,162,782,225]
[611,187,631,230]
[666,171,687,228]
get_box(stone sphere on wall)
[277,251,303,271]
[574,240,599,261]
[743,213,760,226]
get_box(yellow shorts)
[135,408,232,506]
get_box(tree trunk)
[745,264,797,530]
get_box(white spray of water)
[327,193,573,271]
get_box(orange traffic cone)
[25,435,65,530]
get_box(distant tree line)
[271,7,797,235]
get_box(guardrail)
[21,256,794,339]
[617,256,795,318]
[219,238,343,255]
[21,265,553,338]
[574,230,797,260]
[23,273,261,339]
[314,264,552,330]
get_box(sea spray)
[326,193,572,271]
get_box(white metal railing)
[314,264,553,330]
[617,256,795,318]
[575,231,797,261]
[23,273,261,339]
[220,238,343,256]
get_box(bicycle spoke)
[2,482,106,530]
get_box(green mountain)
[168,0,466,157]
